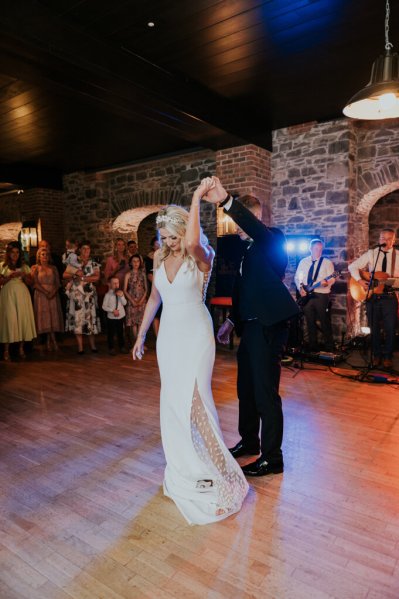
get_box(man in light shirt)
[348,228,398,368]
[294,239,335,353]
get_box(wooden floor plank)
[1,337,399,598]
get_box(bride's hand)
[132,336,145,361]
[194,177,215,200]
[202,176,228,204]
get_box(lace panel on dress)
[190,380,248,516]
[201,270,210,303]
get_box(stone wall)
[63,149,217,263]
[271,120,352,336]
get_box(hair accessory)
[156,214,183,226]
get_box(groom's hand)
[202,176,228,204]
[217,319,234,344]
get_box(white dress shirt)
[295,256,335,294]
[348,248,399,280]
[102,290,127,319]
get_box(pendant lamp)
[343,0,399,120]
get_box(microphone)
[373,243,387,248]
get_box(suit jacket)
[225,198,300,329]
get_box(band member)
[294,239,335,352]
[203,178,299,477]
[348,228,399,369]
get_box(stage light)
[361,326,371,335]
[298,241,308,253]
[285,235,314,257]
[286,241,295,253]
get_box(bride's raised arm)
[185,177,215,271]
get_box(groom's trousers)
[237,319,288,463]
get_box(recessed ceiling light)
[147,21,155,27]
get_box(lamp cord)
[385,0,393,51]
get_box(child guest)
[102,277,129,355]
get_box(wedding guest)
[63,241,101,354]
[127,239,139,257]
[104,238,130,288]
[102,277,129,355]
[33,247,64,351]
[33,239,63,277]
[124,253,148,346]
[0,242,36,360]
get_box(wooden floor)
[1,338,399,599]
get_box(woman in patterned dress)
[63,241,101,354]
[124,253,148,345]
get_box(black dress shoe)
[229,442,259,458]
[242,457,284,476]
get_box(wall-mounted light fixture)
[217,207,236,236]
[20,220,39,251]
[343,0,399,120]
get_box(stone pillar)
[271,120,353,339]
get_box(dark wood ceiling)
[0,0,397,189]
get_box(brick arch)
[347,170,399,336]
[110,187,184,219]
[0,221,22,260]
[350,154,399,261]
[112,206,163,234]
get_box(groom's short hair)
[239,195,261,210]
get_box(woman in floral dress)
[124,254,148,345]
[63,241,101,354]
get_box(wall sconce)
[217,207,236,236]
[20,220,39,251]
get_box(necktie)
[115,292,119,309]
[381,252,388,273]
[307,260,317,285]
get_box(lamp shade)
[343,51,399,119]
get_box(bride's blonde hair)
[155,204,208,267]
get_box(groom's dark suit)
[223,198,300,464]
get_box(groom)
[203,177,299,476]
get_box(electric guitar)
[349,270,399,302]
[297,270,340,307]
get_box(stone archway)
[347,172,399,335]
[0,221,22,261]
[112,205,163,237]
[351,181,399,259]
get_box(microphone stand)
[357,247,382,381]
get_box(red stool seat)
[210,297,232,307]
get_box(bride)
[132,178,248,525]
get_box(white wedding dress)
[155,259,249,525]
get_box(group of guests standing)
[0,235,159,360]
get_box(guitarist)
[348,228,398,369]
[294,239,335,352]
